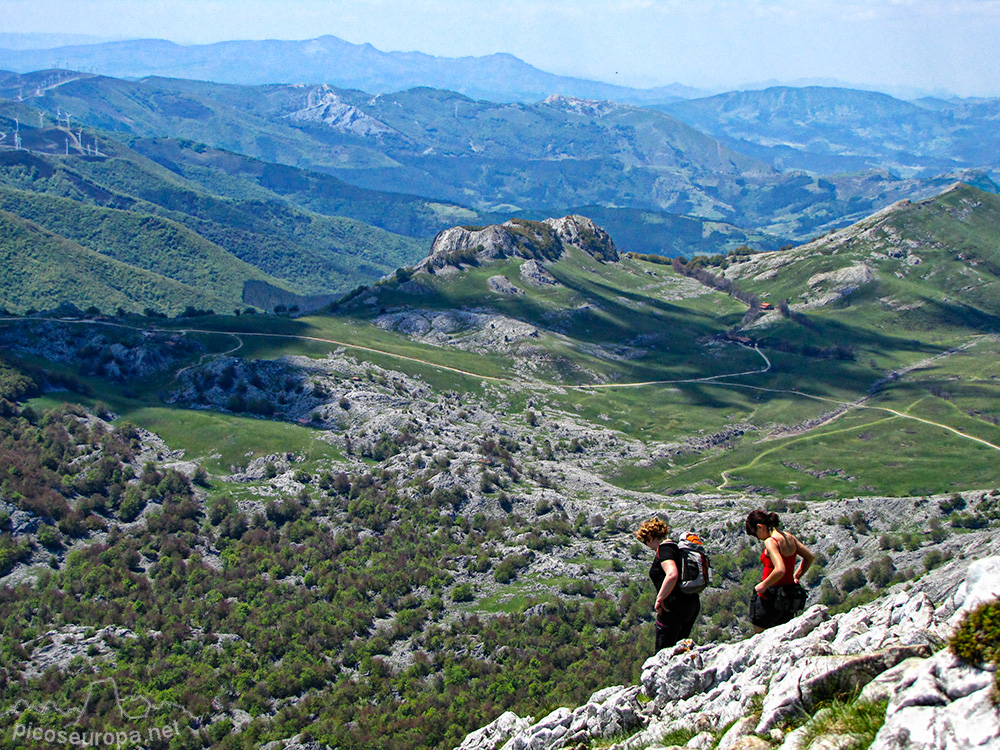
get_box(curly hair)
[634,517,670,544]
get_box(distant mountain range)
[3,71,987,244]
[661,87,1000,177]
[0,117,782,315]
[0,35,703,105]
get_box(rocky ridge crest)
[418,216,618,273]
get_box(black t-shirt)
[649,542,699,606]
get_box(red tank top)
[761,534,796,585]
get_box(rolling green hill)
[0,208,237,314]
[621,183,1000,496]
[0,138,435,314]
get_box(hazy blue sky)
[4,0,998,96]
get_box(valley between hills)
[1,64,1000,750]
[2,185,1000,749]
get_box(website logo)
[5,678,200,748]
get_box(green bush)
[36,523,62,548]
[951,598,1000,672]
[840,567,866,592]
[866,556,896,588]
[118,487,146,522]
[951,598,1000,698]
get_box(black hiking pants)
[654,596,700,652]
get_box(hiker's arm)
[793,536,814,584]
[755,538,784,596]
[656,559,679,613]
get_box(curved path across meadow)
[8,318,999,486]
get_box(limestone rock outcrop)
[454,556,1000,750]
[419,216,618,273]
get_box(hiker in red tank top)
[761,547,797,586]
[745,509,815,633]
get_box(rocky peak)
[418,215,618,272]
[540,95,625,118]
[284,84,396,136]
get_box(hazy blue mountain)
[0,35,704,105]
[661,86,1000,177]
[3,70,976,241]
[0,33,115,50]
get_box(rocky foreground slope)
[457,547,1000,750]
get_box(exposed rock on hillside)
[803,262,876,307]
[0,321,202,382]
[21,625,136,680]
[284,85,396,136]
[374,309,540,353]
[520,259,559,287]
[540,95,625,119]
[488,275,525,295]
[456,554,1000,750]
[418,215,618,273]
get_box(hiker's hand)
[754,583,768,597]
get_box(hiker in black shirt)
[635,517,701,653]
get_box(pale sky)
[3,0,999,96]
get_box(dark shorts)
[749,589,794,630]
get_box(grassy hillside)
[616,184,1000,496]
[0,209,236,313]
[0,139,431,313]
[124,137,483,239]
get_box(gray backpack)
[674,531,712,594]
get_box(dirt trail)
[10,318,997,479]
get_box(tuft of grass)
[589,728,642,748]
[794,697,889,750]
[657,727,699,747]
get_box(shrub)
[820,582,845,606]
[923,549,947,571]
[118,487,146,522]
[36,524,61,548]
[193,466,211,488]
[840,567,866,592]
[950,598,1000,695]
[451,583,475,602]
[866,555,896,588]
[951,599,1000,665]
[494,553,529,583]
[0,534,32,575]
